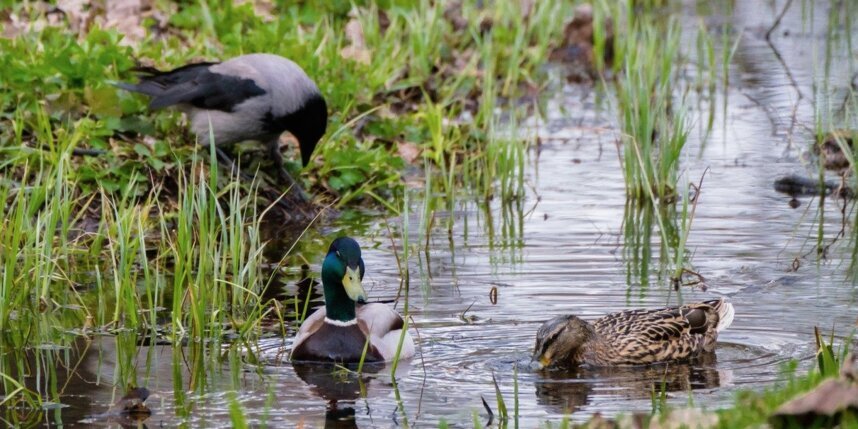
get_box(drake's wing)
[357,303,414,361]
[357,303,405,338]
[291,307,326,354]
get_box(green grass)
[615,15,688,202]
[558,332,855,429]
[4,0,856,427]
[0,0,570,419]
[711,332,855,428]
[0,0,564,209]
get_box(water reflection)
[291,363,371,429]
[324,403,358,429]
[292,363,378,402]
[535,354,723,415]
[8,1,858,426]
[290,361,414,428]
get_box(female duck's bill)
[290,237,415,363]
[532,298,734,369]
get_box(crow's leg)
[267,139,309,202]
[213,146,257,183]
[212,145,295,216]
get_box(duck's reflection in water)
[534,353,724,414]
[292,361,412,428]
[323,403,358,429]
[292,362,381,402]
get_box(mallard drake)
[118,53,327,191]
[290,237,415,363]
[532,298,734,368]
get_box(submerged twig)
[763,1,804,145]
[765,0,795,41]
[481,396,494,427]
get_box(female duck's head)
[322,238,367,320]
[531,315,594,369]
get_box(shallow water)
[27,1,858,427]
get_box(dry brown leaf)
[235,0,276,22]
[102,0,146,45]
[56,0,90,34]
[770,379,858,427]
[397,142,421,164]
[2,13,30,38]
[649,409,719,429]
[519,0,536,20]
[279,133,299,149]
[443,1,468,32]
[340,17,370,64]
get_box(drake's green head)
[321,237,367,321]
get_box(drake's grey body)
[291,303,411,363]
[119,53,327,184]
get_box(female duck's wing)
[591,300,728,364]
[357,303,415,361]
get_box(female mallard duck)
[290,237,415,363]
[532,298,734,368]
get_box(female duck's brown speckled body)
[532,298,734,368]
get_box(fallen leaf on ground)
[340,17,370,64]
[57,0,90,34]
[770,376,858,429]
[649,408,719,429]
[397,142,421,164]
[101,0,146,45]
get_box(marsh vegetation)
[1,0,857,427]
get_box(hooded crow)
[118,53,327,195]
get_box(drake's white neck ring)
[325,317,358,327]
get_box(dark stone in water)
[85,386,152,426]
[773,175,852,199]
[113,387,151,418]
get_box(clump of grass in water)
[616,17,688,202]
[0,0,577,421]
[0,112,96,409]
[623,170,705,294]
[613,12,706,290]
[0,120,275,411]
[161,145,275,391]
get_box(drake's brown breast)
[291,323,384,363]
